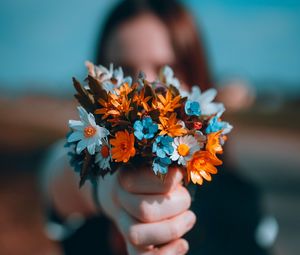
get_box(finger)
[129,210,196,246]
[126,238,189,255]
[118,166,183,194]
[117,209,196,247]
[117,184,191,222]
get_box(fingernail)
[186,212,196,229]
[177,241,189,254]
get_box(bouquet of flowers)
[66,62,232,187]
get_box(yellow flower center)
[177,144,190,157]
[101,145,110,158]
[84,126,97,138]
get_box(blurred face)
[106,13,176,81]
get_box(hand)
[98,166,196,255]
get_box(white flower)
[170,135,200,166]
[159,65,180,89]
[112,67,132,87]
[95,142,111,170]
[185,86,225,116]
[85,61,132,93]
[86,61,113,82]
[67,106,109,155]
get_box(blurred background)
[0,0,299,254]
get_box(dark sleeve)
[185,166,270,255]
[61,216,114,255]
[46,208,114,255]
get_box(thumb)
[118,166,184,194]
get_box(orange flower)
[114,82,136,96]
[110,94,133,115]
[156,89,181,116]
[96,96,114,119]
[133,87,152,112]
[206,130,223,156]
[187,151,222,185]
[96,92,133,119]
[110,130,136,163]
[158,113,187,137]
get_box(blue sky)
[0,0,299,94]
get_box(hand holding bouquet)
[65,62,232,254]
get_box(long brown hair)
[95,0,212,90]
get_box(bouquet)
[66,62,232,187]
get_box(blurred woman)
[45,0,268,254]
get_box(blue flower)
[185,100,201,116]
[153,157,172,175]
[206,116,233,134]
[133,117,158,140]
[152,135,174,158]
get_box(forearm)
[40,141,98,220]
[49,167,98,219]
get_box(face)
[106,14,176,82]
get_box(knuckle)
[138,201,156,222]
[169,223,181,239]
[162,179,175,193]
[182,187,192,208]
[118,172,134,191]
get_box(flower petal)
[200,88,217,104]
[170,150,180,161]
[190,86,201,101]
[133,120,143,130]
[87,142,96,155]
[69,120,84,131]
[88,113,97,126]
[68,131,84,143]
[76,139,88,154]
[202,102,225,115]
[97,126,110,138]
[134,130,144,140]
[157,149,166,158]
[77,106,89,124]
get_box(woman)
[46,0,268,254]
